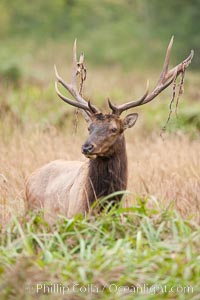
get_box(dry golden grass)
[126,131,200,222]
[1,123,200,224]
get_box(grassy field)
[1,205,200,300]
[0,26,200,299]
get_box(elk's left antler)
[108,36,194,115]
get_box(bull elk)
[26,37,193,223]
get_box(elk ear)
[122,113,138,130]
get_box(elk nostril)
[87,144,94,152]
[82,144,94,154]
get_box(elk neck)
[87,134,128,207]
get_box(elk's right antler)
[54,40,99,122]
[108,36,194,115]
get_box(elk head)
[54,37,193,159]
[81,112,138,158]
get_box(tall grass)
[1,202,200,299]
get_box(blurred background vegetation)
[0,0,199,134]
[0,0,199,68]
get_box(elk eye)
[111,127,117,133]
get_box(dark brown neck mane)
[87,134,128,208]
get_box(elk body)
[26,37,193,223]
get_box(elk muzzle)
[81,143,97,159]
[82,143,94,154]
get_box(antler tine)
[158,35,174,85]
[72,39,78,87]
[54,40,100,120]
[166,49,194,81]
[108,37,193,115]
[88,100,98,114]
[108,80,150,115]
[55,81,91,112]
[158,36,194,84]
[54,64,70,91]
[54,62,93,110]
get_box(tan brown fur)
[26,160,90,223]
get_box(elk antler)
[54,40,99,122]
[108,36,194,115]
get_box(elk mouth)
[84,154,96,160]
